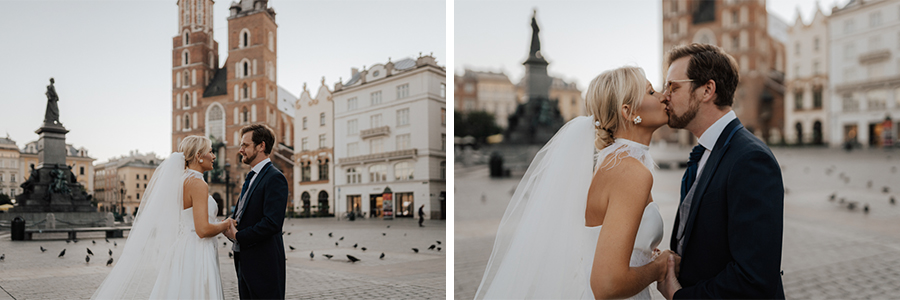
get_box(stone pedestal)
[35,123,68,169]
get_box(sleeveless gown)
[584,202,664,299]
[148,169,224,299]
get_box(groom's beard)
[242,152,257,165]
[667,92,700,129]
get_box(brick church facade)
[171,0,294,215]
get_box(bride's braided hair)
[178,136,211,168]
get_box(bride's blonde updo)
[178,135,211,168]
[584,66,648,149]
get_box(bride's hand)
[653,250,674,282]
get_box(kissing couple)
[476,44,786,299]
[92,124,289,299]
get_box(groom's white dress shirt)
[694,110,736,181]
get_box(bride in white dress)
[92,136,233,299]
[475,66,675,299]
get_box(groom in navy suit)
[657,43,785,299]
[225,124,288,299]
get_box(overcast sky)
[0,0,445,163]
[455,0,847,93]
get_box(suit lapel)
[237,162,272,219]
[680,119,742,253]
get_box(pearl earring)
[199,159,203,163]
[594,121,601,127]
[633,116,642,125]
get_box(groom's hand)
[657,254,682,300]
[224,221,237,240]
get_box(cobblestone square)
[0,217,445,299]
[455,147,900,300]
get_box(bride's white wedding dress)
[476,116,663,300]
[92,153,224,300]
[149,169,224,299]
[583,202,663,299]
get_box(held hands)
[656,254,682,300]
[222,217,237,240]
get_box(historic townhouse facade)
[785,7,829,145]
[293,80,334,216]
[333,55,446,220]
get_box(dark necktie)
[680,145,705,202]
[236,171,256,215]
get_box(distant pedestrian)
[418,205,425,227]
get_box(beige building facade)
[0,137,22,199]
[785,7,829,145]
[92,151,162,215]
[293,79,335,216]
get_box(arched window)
[241,107,249,123]
[317,191,329,214]
[368,164,387,182]
[183,31,189,45]
[183,71,189,87]
[242,83,248,99]
[184,114,191,131]
[240,28,250,48]
[318,158,329,180]
[268,31,274,51]
[301,192,310,212]
[243,61,249,77]
[394,162,414,180]
[183,50,189,66]
[183,92,190,108]
[207,104,224,141]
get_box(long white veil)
[475,116,599,299]
[92,152,185,299]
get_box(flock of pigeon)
[823,165,897,214]
[221,225,443,264]
[0,237,120,267]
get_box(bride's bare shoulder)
[183,176,208,193]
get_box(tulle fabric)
[475,116,598,299]
[474,116,661,299]
[92,153,186,299]
[149,169,224,299]
[92,155,224,300]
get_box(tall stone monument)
[505,10,564,145]
[13,78,93,213]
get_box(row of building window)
[345,109,409,136]
[301,113,327,130]
[346,84,409,112]
[343,160,445,185]
[299,134,329,152]
[344,134,413,157]
[300,161,329,182]
[0,173,16,183]
[793,88,824,110]
[841,8,900,35]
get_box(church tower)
[172,0,219,146]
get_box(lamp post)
[224,162,232,215]
[119,180,125,216]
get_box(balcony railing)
[360,126,390,139]
[339,149,417,165]
[859,49,891,64]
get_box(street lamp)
[119,180,125,216]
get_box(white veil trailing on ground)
[92,152,185,299]
[475,116,599,299]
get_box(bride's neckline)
[186,168,203,176]
[614,138,650,151]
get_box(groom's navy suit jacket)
[233,162,288,299]
[671,118,785,299]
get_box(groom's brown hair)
[667,43,740,108]
[241,124,276,155]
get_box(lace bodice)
[182,169,217,235]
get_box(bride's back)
[585,154,653,227]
